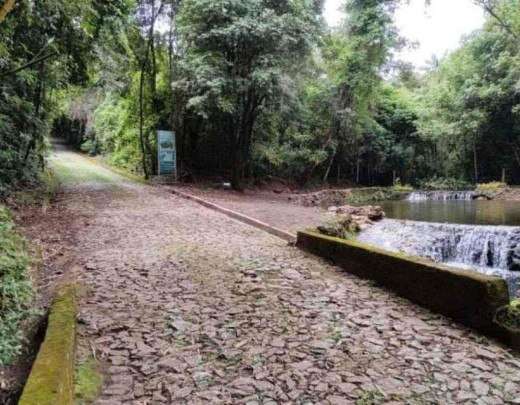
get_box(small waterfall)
[407,191,476,202]
[358,219,520,297]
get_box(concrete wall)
[297,230,510,338]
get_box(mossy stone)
[19,285,77,405]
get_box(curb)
[297,230,511,339]
[19,285,77,405]
[170,188,296,243]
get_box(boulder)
[329,205,385,221]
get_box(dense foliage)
[0,0,132,196]
[416,0,520,184]
[2,0,520,192]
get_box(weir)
[358,219,520,297]
[407,190,477,201]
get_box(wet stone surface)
[45,153,520,404]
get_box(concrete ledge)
[297,230,510,337]
[19,285,77,405]
[171,188,296,243]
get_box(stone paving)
[45,150,520,404]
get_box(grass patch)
[12,169,59,208]
[48,151,122,186]
[356,389,385,405]
[75,357,103,404]
[0,205,34,365]
[89,156,148,185]
[392,180,414,193]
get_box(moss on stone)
[495,300,520,331]
[75,357,103,404]
[19,285,77,405]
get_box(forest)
[1,0,520,192]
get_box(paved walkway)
[40,149,520,404]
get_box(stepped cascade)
[407,191,477,202]
[358,219,520,297]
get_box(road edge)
[170,188,297,243]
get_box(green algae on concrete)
[495,300,520,349]
[19,285,77,405]
[297,230,510,338]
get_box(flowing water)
[358,191,520,298]
[407,190,477,202]
[358,219,520,298]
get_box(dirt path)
[34,148,520,404]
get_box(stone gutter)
[19,285,77,405]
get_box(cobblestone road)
[46,149,520,404]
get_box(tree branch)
[0,52,57,78]
[475,0,519,40]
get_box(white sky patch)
[323,0,486,68]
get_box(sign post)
[157,130,177,179]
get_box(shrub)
[392,179,414,192]
[476,182,507,193]
[419,176,473,191]
[346,188,403,204]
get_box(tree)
[416,0,520,183]
[324,0,403,184]
[175,0,320,190]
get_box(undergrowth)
[346,188,404,205]
[12,169,59,208]
[0,206,34,365]
[419,176,472,191]
[392,179,414,192]
[476,181,508,193]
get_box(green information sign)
[157,130,176,176]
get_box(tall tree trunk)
[473,137,479,183]
[356,157,361,184]
[139,67,150,179]
[323,148,337,183]
[231,92,256,191]
[137,0,164,178]
[24,63,45,163]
